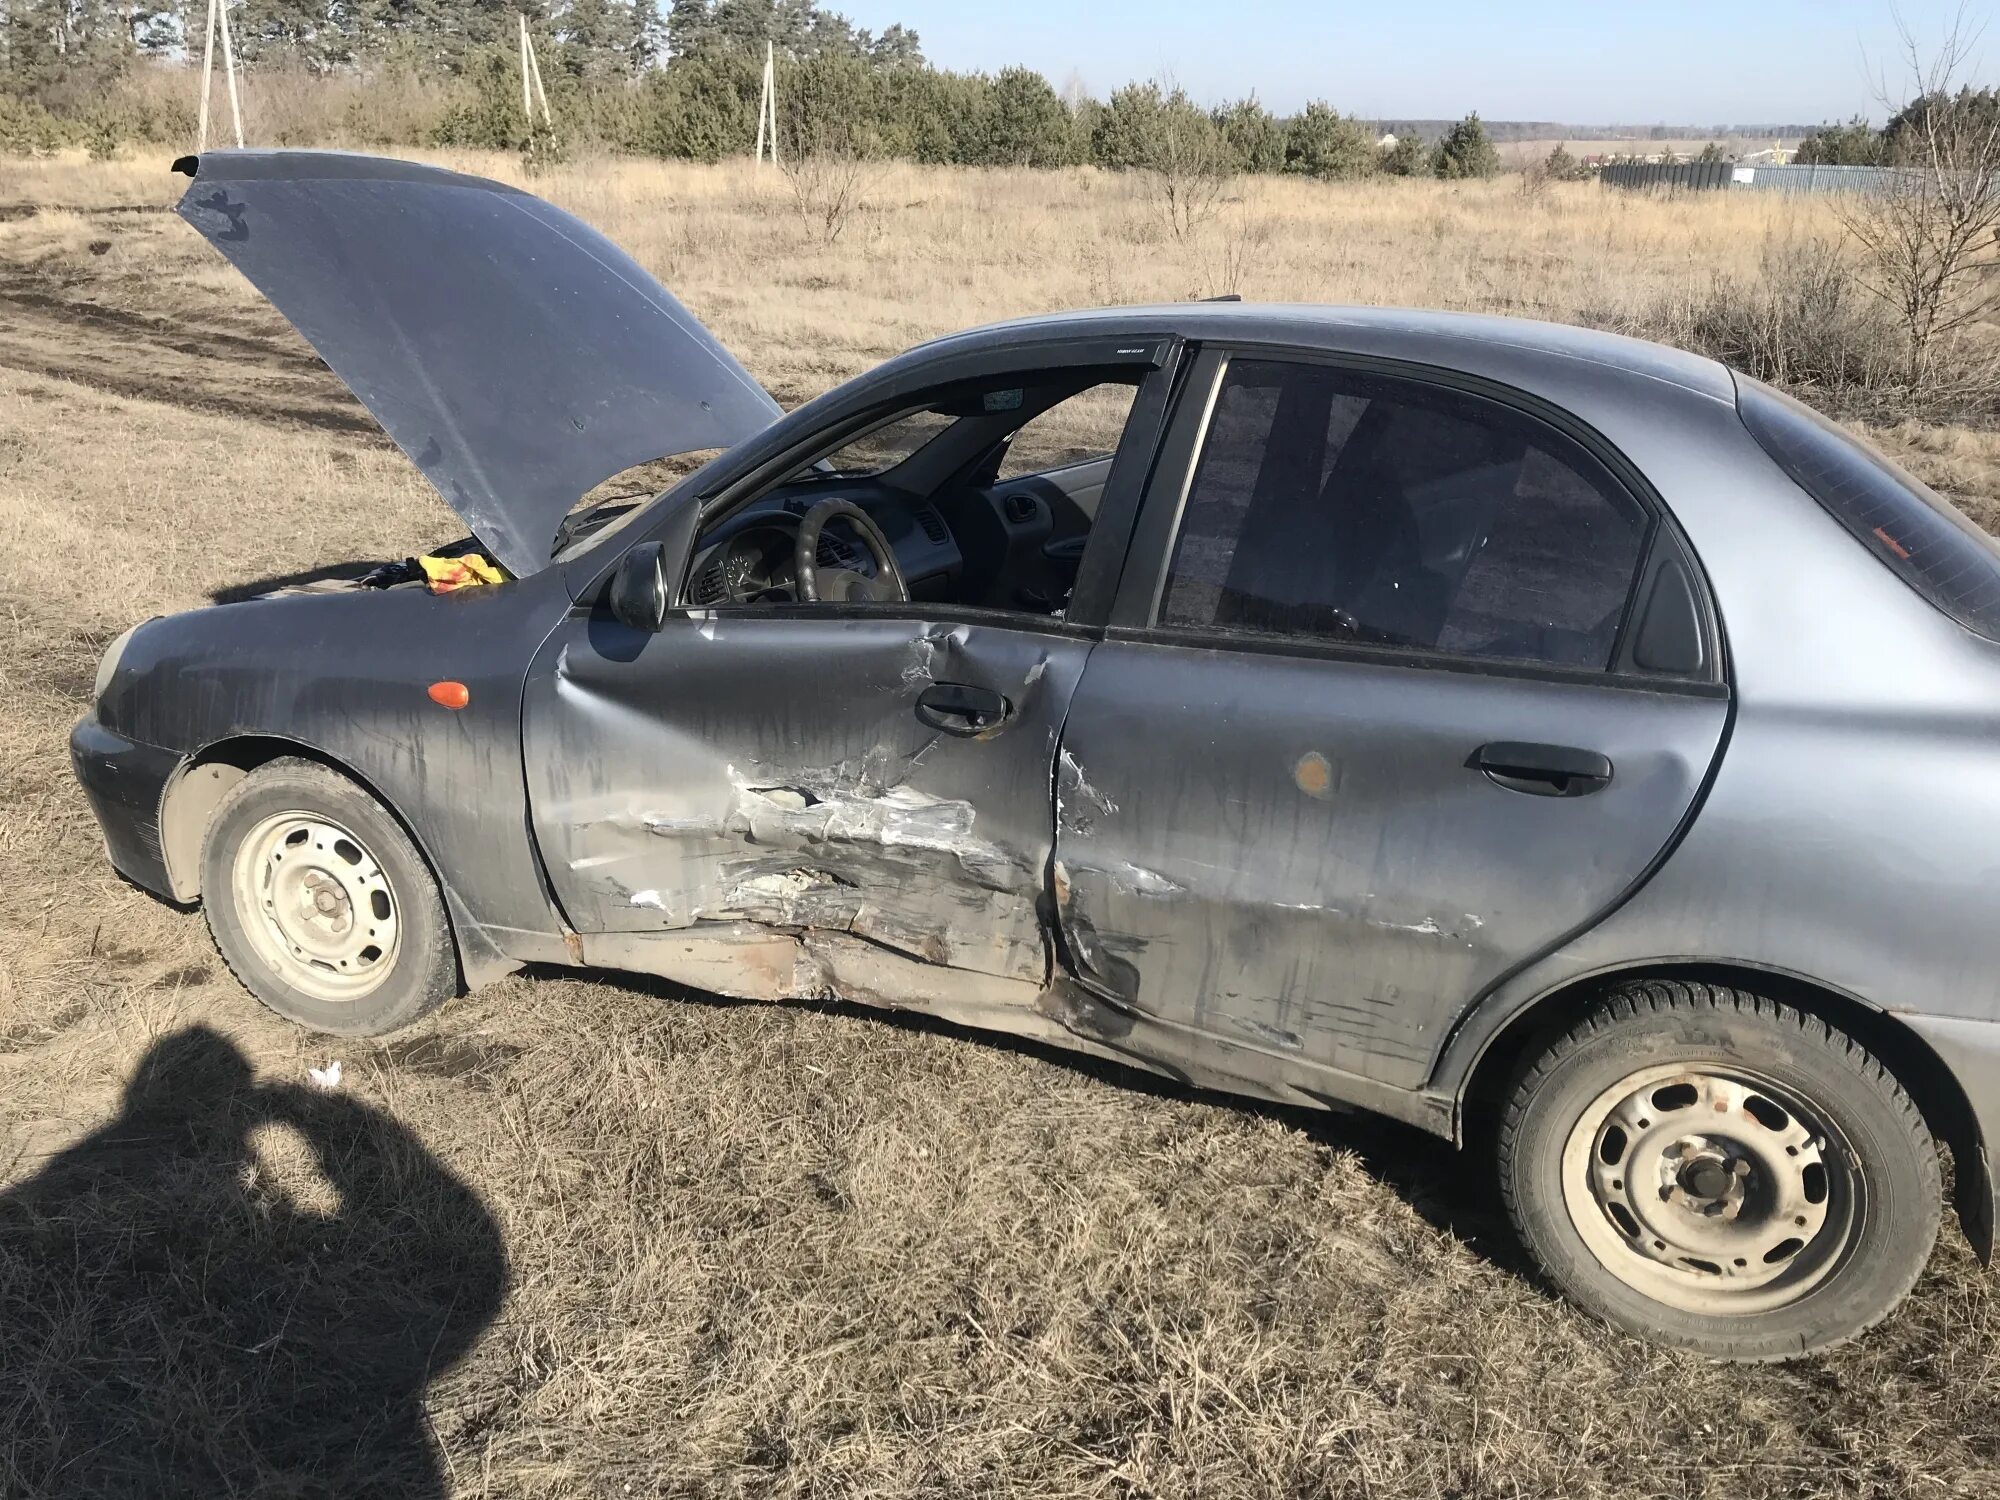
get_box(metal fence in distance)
[1598,162,1918,195]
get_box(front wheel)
[201,758,458,1036]
[1499,980,1940,1361]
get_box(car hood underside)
[175,150,782,577]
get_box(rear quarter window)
[1736,376,2000,640]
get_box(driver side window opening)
[995,383,1137,485]
[1157,358,1652,670]
[686,366,1148,620]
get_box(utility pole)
[754,39,778,165]
[519,13,552,130]
[196,0,245,153]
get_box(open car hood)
[175,151,782,577]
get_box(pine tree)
[1214,96,1283,174]
[1431,111,1499,179]
[867,22,918,66]
[1380,132,1428,176]
[983,65,1071,166]
[1284,101,1375,180]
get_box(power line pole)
[218,0,244,149]
[518,13,552,132]
[520,12,533,124]
[754,39,778,166]
[196,0,245,153]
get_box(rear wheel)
[1499,980,1939,1360]
[201,758,457,1036]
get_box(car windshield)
[551,449,729,563]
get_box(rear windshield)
[1736,376,2000,641]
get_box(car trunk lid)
[175,150,782,578]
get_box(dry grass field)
[4,150,2000,1498]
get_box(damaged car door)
[1053,351,1729,1089]
[520,356,1173,1008]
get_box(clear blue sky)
[831,0,1988,124]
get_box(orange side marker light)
[428,680,471,710]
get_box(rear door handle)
[916,682,1011,736]
[1472,741,1613,798]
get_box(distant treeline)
[0,0,1862,175]
[0,0,1509,178]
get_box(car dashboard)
[683,478,963,607]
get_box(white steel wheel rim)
[1558,1062,1861,1317]
[230,810,401,1003]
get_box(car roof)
[913,301,1737,405]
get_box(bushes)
[1284,102,1375,180]
[1380,133,1429,177]
[1624,231,1917,410]
[1796,115,1886,167]
[981,67,1075,168]
[1216,97,1284,174]
[4,47,1513,193]
[0,92,69,154]
[1431,112,1500,179]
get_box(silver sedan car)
[72,152,2000,1360]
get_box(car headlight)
[94,622,144,702]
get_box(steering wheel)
[794,499,910,604]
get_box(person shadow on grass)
[0,1025,507,1497]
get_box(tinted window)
[1159,359,1651,668]
[1737,376,2000,640]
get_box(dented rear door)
[1050,349,1729,1092]
[522,611,1091,986]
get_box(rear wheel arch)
[1455,960,1988,1260]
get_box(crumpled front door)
[523,608,1089,993]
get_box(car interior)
[678,369,1140,620]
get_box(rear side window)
[1158,358,1651,669]
[1737,377,2000,640]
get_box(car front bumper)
[70,712,182,901]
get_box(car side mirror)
[608,541,670,633]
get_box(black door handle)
[916,682,1011,736]
[1472,741,1613,798]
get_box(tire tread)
[1496,978,1937,1361]
[201,757,457,1037]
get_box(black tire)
[201,757,458,1036]
[1499,979,1939,1361]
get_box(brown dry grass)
[4,151,2000,1498]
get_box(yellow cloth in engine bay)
[418,553,506,593]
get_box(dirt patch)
[376,1035,525,1086]
[0,203,169,223]
[151,964,214,990]
[0,1002,88,1057]
[0,286,381,436]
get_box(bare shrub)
[1189,202,1273,299]
[1147,86,1232,241]
[1837,8,2000,387]
[779,133,880,247]
[1518,159,1552,206]
[1622,229,1905,404]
